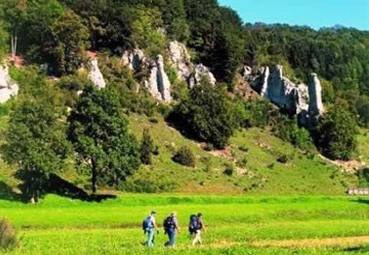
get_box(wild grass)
[1,195,369,254]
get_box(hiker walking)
[189,213,206,245]
[163,212,180,247]
[142,211,158,248]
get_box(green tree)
[1,99,70,203]
[0,21,9,61]
[131,5,165,57]
[67,85,141,194]
[169,80,235,148]
[50,9,90,74]
[315,106,358,160]
[140,128,154,165]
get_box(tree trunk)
[91,159,97,195]
[11,34,17,61]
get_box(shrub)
[223,165,234,176]
[140,128,155,165]
[0,219,18,250]
[314,106,358,160]
[239,146,249,153]
[244,99,279,129]
[172,146,196,167]
[272,115,313,150]
[277,153,291,164]
[168,81,235,148]
[357,167,369,187]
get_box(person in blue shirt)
[143,211,158,248]
[164,212,180,247]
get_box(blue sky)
[218,0,369,31]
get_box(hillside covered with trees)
[0,0,369,201]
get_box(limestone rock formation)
[146,55,172,103]
[168,41,192,82]
[249,64,324,127]
[88,59,106,89]
[168,41,216,87]
[308,73,324,116]
[0,65,19,104]
[121,49,146,71]
[193,64,216,87]
[253,65,309,115]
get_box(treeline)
[1,0,369,94]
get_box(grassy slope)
[125,114,358,195]
[0,112,362,196]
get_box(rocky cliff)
[0,65,19,104]
[246,65,324,127]
[122,41,216,103]
[168,41,216,88]
[146,55,172,103]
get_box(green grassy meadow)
[1,194,369,254]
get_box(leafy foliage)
[272,115,313,150]
[315,106,358,160]
[67,85,141,193]
[169,81,235,149]
[172,146,195,167]
[140,128,155,165]
[1,99,70,202]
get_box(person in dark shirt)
[192,213,206,245]
[164,212,180,247]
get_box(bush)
[168,81,235,148]
[272,115,313,150]
[244,99,279,129]
[140,129,155,165]
[0,219,18,250]
[172,146,196,167]
[357,167,369,187]
[314,106,358,160]
[223,164,234,176]
[277,153,291,164]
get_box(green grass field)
[1,194,369,254]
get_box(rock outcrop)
[120,41,217,102]
[121,49,146,71]
[0,65,19,103]
[88,59,106,89]
[192,64,216,87]
[146,55,172,103]
[169,41,192,82]
[308,73,324,116]
[247,64,324,127]
[168,41,216,88]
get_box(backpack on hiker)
[163,216,174,234]
[142,216,153,233]
[189,214,200,234]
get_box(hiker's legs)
[167,229,176,246]
[192,230,202,245]
[147,229,155,247]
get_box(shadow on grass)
[45,174,117,202]
[351,198,369,205]
[0,181,25,202]
[342,246,369,253]
[0,175,117,203]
